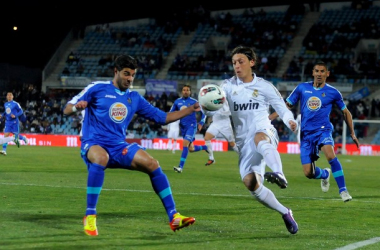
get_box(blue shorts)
[180,124,197,142]
[4,121,19,133]
[80,141,145,169]
[300,130,334,165]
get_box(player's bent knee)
[150,158,159,169]
[256,140,274,155]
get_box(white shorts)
[207,122,234,142]
[238,127,279,181]
[167,128,179,139]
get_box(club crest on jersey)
[252,89,259,97]
[307,96,321,111]
[109,102,127,123]
[322,92,326,97]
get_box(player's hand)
[193,102,201,112]
[289,120,297,132]
[75,101,88,110]
[197,123,203,131]
[351,134,360,149]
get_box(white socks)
[250,184,288,214]
[256,140,282,173]
[205,140,214,160]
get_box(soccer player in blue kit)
[170,85,208,173]
[0,92,28,155]
[285,61,359,202]
[63,55,197,236]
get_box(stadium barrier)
[1,134,379,156]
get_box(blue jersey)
[71,81,167,145]
[3,100,23,132]
[170,96,205,128]
[286,81,345,134]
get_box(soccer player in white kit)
[203,100,239,166]
[219,45,299,234]
[166,119,180,153]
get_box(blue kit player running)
[0,92,28,155]
[63,55,197,236]
[170,85,208,173]
[286,61,359,202]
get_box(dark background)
[0,0,352,69]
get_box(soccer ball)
[198,84,226,111]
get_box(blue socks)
[193,145,208,151]
[179,146,189,168]
[85,164,178,221]
[179,145,208,169]
[314,158,347,193]
[329,157,347,193]
[314,167,329,179]
[18,134,27,141]
[86,163,105,216]
[150,168,177,221]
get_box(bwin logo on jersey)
[233,100,259,111]
[307,96,321,111]
[109,102,127,123]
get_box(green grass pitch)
[1,146,379,250]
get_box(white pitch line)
[1,182,380,204]
[334,237,380,250]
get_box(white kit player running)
[166,119,180,153]
[209,45,299,234]
[203,100,239,166]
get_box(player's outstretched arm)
[342,108,360,149]
[165,102,201,124]
[63,101,88,116]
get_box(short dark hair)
[114,55,138,71]
[182,84,191,91]
[314,61,328,71]
[230,45,257,69]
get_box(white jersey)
[221,74,296,148]
[205,101,235,142]
[210,100,231,122]
[167,119,180,139]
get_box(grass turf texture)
[1,146,379,250]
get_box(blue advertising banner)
[345,86,370,101]
[145,79,178,96]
